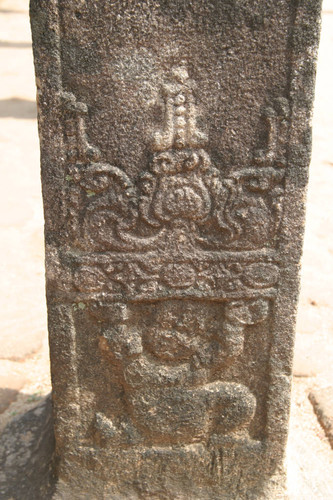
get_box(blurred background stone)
[0,395,55,500]
[0,374,26,414]
[309,386,333,449]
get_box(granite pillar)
[30,1,322,498]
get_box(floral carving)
[62,66,288,256]
[60,66,286,298]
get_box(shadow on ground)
[0,97,36,119]
[0,9,26,15]
[0,40,32,48]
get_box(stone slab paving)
[293,0,333,382]
[288,378,333,499]
[0,0,46,362]
[309,385,333,449]
[0,0,332,496]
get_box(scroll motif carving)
[71,257,279,299]
[59,65,287,301]
[62,65,288,256]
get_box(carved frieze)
[59,65,286,303]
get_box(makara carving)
[60,64,285,301]
[64,65,287,254]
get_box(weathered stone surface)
[0,395,55,500]
[30,1,322,498]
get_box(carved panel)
[59,65,285,305]
[44,67,283,496]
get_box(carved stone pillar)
[30,1,322,498]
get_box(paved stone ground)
[0,0,332,497]
[293,0,333,383]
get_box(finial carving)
[61,91,101,163]
[153,64,208,151]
